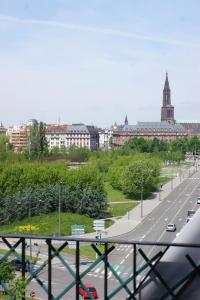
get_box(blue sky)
[0,0,200,127]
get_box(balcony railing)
[0,234,200,299]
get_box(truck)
[186,210,195,223]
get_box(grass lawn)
[0,212,94,236]
[104,182,135,202]
[0,212,113,236]
[161,162,192,178]
[110,202,138,217]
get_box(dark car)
[10,259,29,272]
[79,284,98,299]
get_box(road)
[17,168,200,299]
[80,168,200,299]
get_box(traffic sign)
[69,224,85,249]
[71,224,85,235]
[93,220,105,231]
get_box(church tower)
[124,115,128,125]
[161,73,175,124]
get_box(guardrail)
[0,234,200,299]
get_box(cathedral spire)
[124,115,128,125]
[164,72,170,91]
[161,72,175,124]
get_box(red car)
[79,284,98,299]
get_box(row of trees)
[0,184,107,225]
[122,136,200,156]
[0,162,107,223]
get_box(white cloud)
[0,14,198,47]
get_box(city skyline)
[0,0,200,127]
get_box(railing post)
[133,243,137,292]
[76,241,80,300]
[104,242,108,300]
[21,237,26,300]
[47,239,52,300]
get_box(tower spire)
[124,115,128,125]
[161,72,175,124]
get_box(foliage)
[0,260,15,282]
[28,120,48,159]
[66,146,90,162]
[122,159,161,198]
[8,278,27,300]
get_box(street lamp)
[140,186,143,218]
[58,183,61,236]
[28,197,32,261]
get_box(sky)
[0,0,200,127]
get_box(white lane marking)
[95,268,100,273]
[146,179,200,259]
[164,218,168,221]
[120,259,125,265]
[125,254,130,259]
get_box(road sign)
[30,291,36,298]
[93,220,105,231]
[69,225,85,249]
[71,224,85,235]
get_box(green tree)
[122,159,160,198]
[28,120,48,158]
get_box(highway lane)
[84,169,200,299]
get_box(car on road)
[10,259,29,272]
[166,224,176,232]
[79,284,98,299]
[197,197,200,204]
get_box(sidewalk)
[85,165,197,239]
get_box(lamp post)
[58,183,61,236]
[171,167,173,190]
[140,170,144,218]
[28,197,32,261]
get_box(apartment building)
[46,123,99,151]
[6,125,28,151]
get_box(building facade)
[46,123,99,151]
[112,122,187,147]
[98,128,113,150]
[177,121,200,137]
[6,125,28,151]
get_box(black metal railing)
[0,234,200,299]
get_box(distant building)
[0,122,6,135]
[46,123,99,151]
[112,122,186,147]
[177,121,200,137]
[99,128,113,149]
[6,124,28,151]
[112,73,187,147]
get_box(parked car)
[79,284,98,299]
[166,224,176,232]
[10,259,29,272]
[197,197,200,204]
